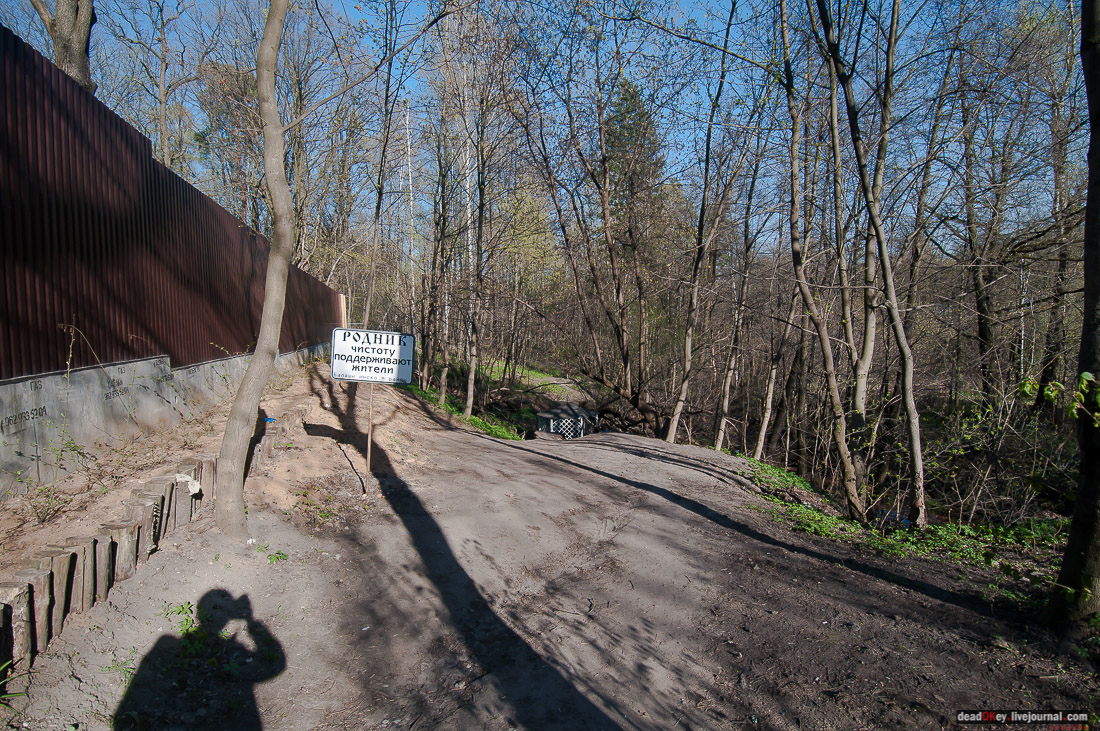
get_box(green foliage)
[761,496,864,541]
[28,483,70,524]
[743,456,1065,609]
[103,648,139,683]
[293,486,342,526]
[537,382,571,398]
[528,365,564,379]
[0,659,28,708]
[740,454,817,494]
[606,79,665,213]
[253,543,288,565]
[864,524,997,563]
[1018,377,1064,403]
[1072,371,1100,426]
[161,601,198,633]
[401,383,463,416]
[398,383,522,440]
[919,394,1077,522]
[467,414,521,440]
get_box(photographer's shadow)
[113,589,286,730]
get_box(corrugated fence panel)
[0,24,344,381]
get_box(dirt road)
[10,368,1096,730]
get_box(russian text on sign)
[329,329,415,384]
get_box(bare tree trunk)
[714,340,737,452]
[781,0,865,521]
[362,3,400,329]
[826,54,876,491]
[157,21,169,165]
[667,1,736,444]
[960,96,998,405]
[424,113,452,392]
[504,263,522,383]
[814,0,925,526]
[1037,56,1073,410]
[714,148,764,450]
[754,291,798,459]
[439,289,452,405]
[214,0,293,540]
[463,298,480,419]
[903,49,955,336]
[767,340,804,458]
[30,0,97,93]
[1048,0,1100,632]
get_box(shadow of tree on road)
[305,373,620,729]
[483,434,1022,623]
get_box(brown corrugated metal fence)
[0,24,344,381]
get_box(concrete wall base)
[0,344,327,497]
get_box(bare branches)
[282,0,475,133]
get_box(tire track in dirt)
[12,373,1095,730]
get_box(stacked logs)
[0,456,218,692]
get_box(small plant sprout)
[0,659,28,708]
[252,543,288,564]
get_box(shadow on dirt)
[483,434,1016,621]
[243,407,271,476]
[305,372,619,729]
[113,589,286,730]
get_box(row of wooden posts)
[0,455,218,691]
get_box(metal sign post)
[329,329,415,489]
[366,382,375,476]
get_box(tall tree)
[102,0,218,170]
[666,0,740,444]
[214,0,294,539]
[29,0,97,92]
[213,0,461,538]
[780,0,866,522]
[1048,0,1100,632]
[812,0,927,526]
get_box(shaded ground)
[6,364,1097,729]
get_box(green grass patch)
[760,496,865,541]
[738,455,1066,598]
[483,362,563,383]
[401,383,464,416]
[536,382,571,398]
[526,365,564,379]
[399,383,523,441]
[739,454,817,494]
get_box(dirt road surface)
[8,366,1096,730]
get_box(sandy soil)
[3,364,1097,730]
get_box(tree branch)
[282,0,476,133]
[28,0,54,29]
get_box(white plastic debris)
[175,473,202,496]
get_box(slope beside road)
[8,365,1096,730]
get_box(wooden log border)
[0,454,218,684]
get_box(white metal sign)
[330,328,415,384]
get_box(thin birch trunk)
[782,0,866,521]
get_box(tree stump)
[174,470,200,525]
[145,476,176,535]
[199,456,216,503]
[125,492,161,560]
